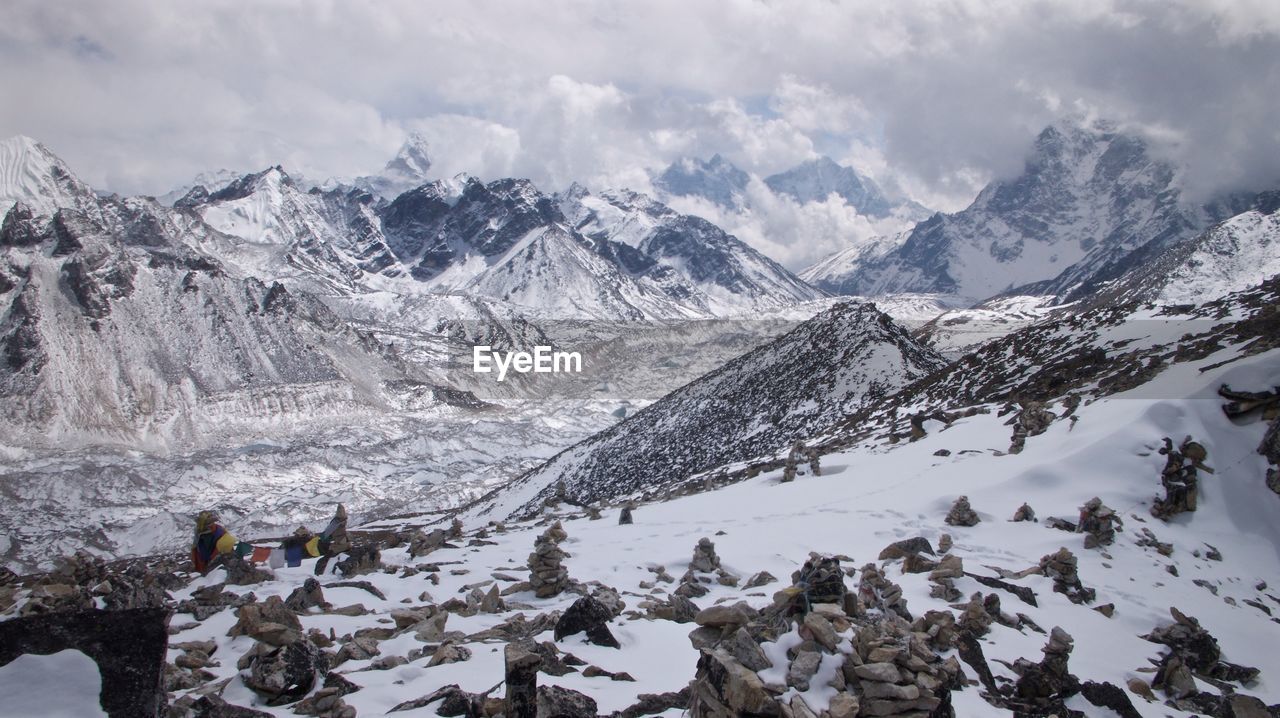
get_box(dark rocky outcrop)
[555,595,620,648]
[0,607,171,718]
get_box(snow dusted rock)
[936,534,953,554]
[1011,502,1036,522]
[1010,626,1078,710]
[1144,607,1260,685]
[858,563,911,621]
[240,632,328,705]
[694,601,757,629]
[877,537,935,561]
[926,554,964,603]
[943,496,980,527]
[504,641,542,718]
[228,596,303,646]
[535,683,598,718]
[284,578,329,613]
[554,595,619,648]
[744,571,777,589]
[646,593,700,623]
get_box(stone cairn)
[1008,627,1078,714]
[527,521,570,598]
[944,496,980,527]
[678,537,737,598]
[782,441,806,483]
[1144,607,1260,691]
[1077,496,1118,549]
[1037,547,1095,604]
[928,554,964,603]
[858,563,912,621]
[1153,436,1211,519]
[687,554,961,718]
[1008,401,1056,454]
[1011,502,1036,522]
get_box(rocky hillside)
[466,301,947,521]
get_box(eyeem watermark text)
[472,346,583,381]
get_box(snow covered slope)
[8,280,1274,716]
[189,166,401,293]
[0,136,100,218]
[818,121,1209,303]
[1084,192,1280,310]
[467,301,947,520]
[799,230,909,295]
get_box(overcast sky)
[3,0,1278,255]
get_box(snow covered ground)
[102,337,1280,716]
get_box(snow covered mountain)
[813,122,1215,303]
[467,301,947,520]
[558,185,825,314]
[1082,191,1280,309]
[652,154,751,210]
[798,230,908,295]
[764,156,929,220]
[377,176,823,318]
[352,132,434,200]
[0,136,101,218]
[184,166,402,293]
[0,187,448,451]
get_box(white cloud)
[1,0,1277,238]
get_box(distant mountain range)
[800,121,1277,304]
[652,152,931,222]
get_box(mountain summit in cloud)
[354,132,435,199]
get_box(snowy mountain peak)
[764,155,895,218]
[653,153,751,209]
[383,132,432,180]
[809,120,1204,303]
[0,135,97,218]
[354,133,435,199]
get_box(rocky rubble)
[688,555,960,718]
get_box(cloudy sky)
[2,0,1278,266]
